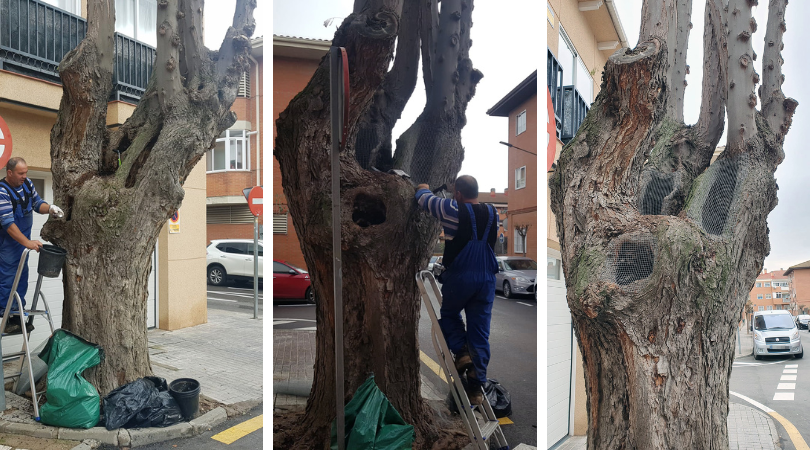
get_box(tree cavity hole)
[701,161,738,235]
[615,241,654,285]
[640,173,674,215]
[352,194,387,228]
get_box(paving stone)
[128,422,193,447]
[58,427,117,446]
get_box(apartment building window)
[115,0,158,47]
[558,27,594,104]
[764,282,770,287]
[756,282,761,287]
[776,293,782,299]
[758,306,764,311]
[516,110,527,135]
[238,72,251,98]
[767,306,773,311]
[514,230,526,254]
[515,166,526,190]
[273,214,288,234]
[206,130,250,172]
[41,0,81,15]
[757,295,763,299]
[766,294,772,299]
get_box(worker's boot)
[454,349,474,376]
[466,385,484,406]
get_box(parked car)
[427,256,440,271]
[752,310,803,360]
[273,260,315,304]
[206,239,263,286]
[797,315,810,330]
[495,256,537,298]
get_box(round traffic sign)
[0,114,13,170]
[247,186,263,217]
[170,210,179,224]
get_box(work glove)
[49,205,64,218]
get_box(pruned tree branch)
[156,0,183,108]
[640,0,690,120]
[178,0,206,88]
[726,0,758,149]
[760,0,797,140]
[695,0,728,150]
[419,0,439,97]
[215,0,257,81]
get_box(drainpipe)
[604,0,630,49]
[247,53,261,186]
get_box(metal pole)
[329,46,346,450]
[253,215,259,319]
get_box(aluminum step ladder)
[416,270,509,450]
[2,248,57,421]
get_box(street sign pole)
[330,46,348,450]
[253,214,259,319]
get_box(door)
[244,242,263,281]
[215,242,249,277]
[273,261,295,297]
[547,248,572,448]
[146,245,158,329]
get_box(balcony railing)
[547,49,591,145]
[0,0,154,102]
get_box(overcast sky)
[273,0,539,193]
[614,1,810,273]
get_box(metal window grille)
[206,205,254,224]
[515,166,526,189]
[238,71,250,97]
[273,214,288,234]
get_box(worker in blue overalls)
[0,157,63,334]
[416,175,499,405]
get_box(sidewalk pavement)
[552,402,779,450]
[735,324,754,359]
[273,329,535,449]
[0,307,262,449]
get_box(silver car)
[495,256,537,298]
[752,310,803,360]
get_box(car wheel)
[306,287,316,304]
[503,282,512,299]
[754,353,761,360]
[797,349,804,359]
[208,265,227,286]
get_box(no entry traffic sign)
[0,114,12,170]
[247,186,263,217]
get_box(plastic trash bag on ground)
[38,329,104,429]
[330,375,415,450]
[446,378,512,418]
[102,376,184,430]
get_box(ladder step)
[3,351,26,359]
[3,372,22,380]
[24,311,49,316]
[478,420,500,439]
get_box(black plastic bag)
[446,378,512,418]
[103,377,184,430]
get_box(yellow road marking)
[498,417,513,425]
[211,415,263,445]
[419,350,447,383]
[769,412,810,450]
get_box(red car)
[273,260,315,303]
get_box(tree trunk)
[274,1,480,448]
[41,0,256,395]
[549,1,797,447]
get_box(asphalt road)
[730,329,810,450]
[273,288,538,447]
[207,283,263,314]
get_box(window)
[758,306,764,311]
[238,72,251,98]
[41,0,81,15]
[757,295,763,299]
[776,293,782,299]
[274,214,288,234]
[207,205,254,224]
[514,229,526,254]
[216,242,247,255]
[764,282,770,287]
[766,294,772,299]
[273,262,292,273]
[497,261,504,272]
[115,0,158,47]
[767,306,773,311]
[516,110,527,135]
[515,166,526,190]
[245,243,263,257]
[756,282,761,287]
[206,130,250,172]
[547,257,561,280]
[547,3,555,27]
[558,27,594,104]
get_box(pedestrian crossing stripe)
[211,415,263,445]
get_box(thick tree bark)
[549,1,797,448]
[274,1,480,448]
[42,0,255,395]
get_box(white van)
[752,310,803,360]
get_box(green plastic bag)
[38,329,104,428]
[330,375,415,450]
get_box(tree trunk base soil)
[272,399,470,450]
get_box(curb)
[0,403,242,449]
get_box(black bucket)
[37,245,66,278]
[169,378,201,420]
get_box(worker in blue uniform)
[416,175,499,405]
[0,157,63,333]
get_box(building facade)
[487,71,538,262]
[783,261,810,315]
[272,35,331,269]
[749,269,791,313]
[205,37,264,243]
[0,0,209,341]
[546,0,628,447]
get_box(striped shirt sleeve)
[415,188,459,240]
[0,187,13,230]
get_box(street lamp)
[499,141,537,156]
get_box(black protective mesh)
[639,171,675,215]
[601,232,657,293]
[687,157,746,237]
